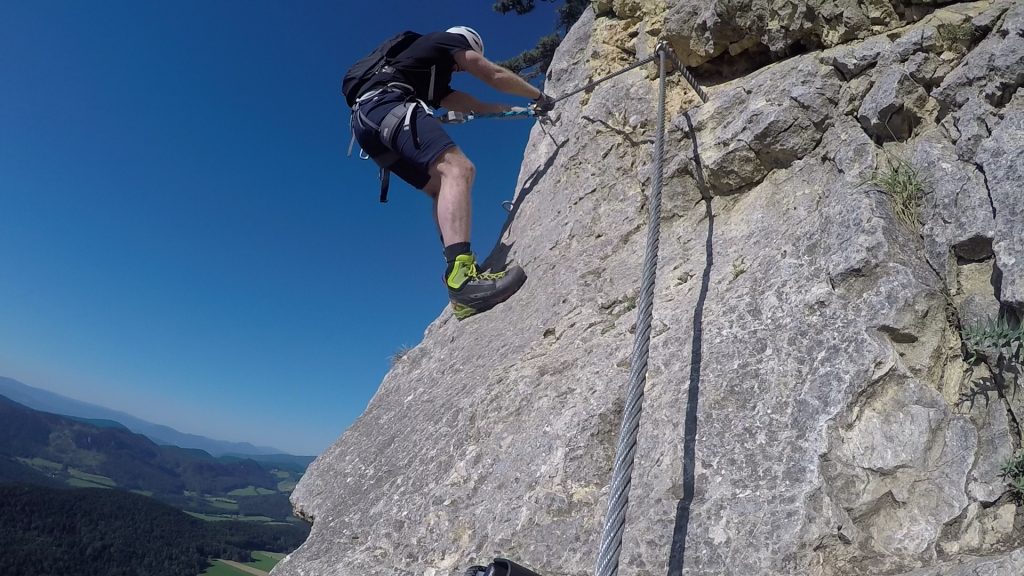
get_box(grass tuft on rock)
[868,153,924,232]
[1001,451,1024,501]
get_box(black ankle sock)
[443,242,472,262]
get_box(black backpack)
[342,31,421,107]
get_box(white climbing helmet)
[446,26,484,55]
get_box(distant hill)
[0,394,282,497]
[0,393,306,524]
[222,452,316,474]
[0,483,307,576]
[64,416,131,430]
[0,376,294,457]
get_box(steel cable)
[593,46,668,576]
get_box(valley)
[0,393,311,575]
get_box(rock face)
[661,0,953,66]
[274,2,1024,575]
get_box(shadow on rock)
[667,111,714,576]
[483,136,568,272]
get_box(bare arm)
[439,90,511,114]
[453,50,542,100]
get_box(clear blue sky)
[0,0,560,455]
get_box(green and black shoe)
[445,253,527,320]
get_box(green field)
[16,459,118,489]
[249,551,285,571]
[228,486,276,497]
[277,480,297,492]
[199,560,253,576]
[198,552,283,576]
[186,512,231,522]
[186,511,275,523]
[17,457,63,471]
[207,497,239,511]
[67,477,113,489]
[236,515,274,522]
[69,468,117,487]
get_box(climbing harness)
[461,41,706,576]
[349,82,433,202]
[350,101,538,203]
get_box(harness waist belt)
[350,84,428,203]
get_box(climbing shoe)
[445,253,527,320]
[463,558,545,576]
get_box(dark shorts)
[352,91,456,190]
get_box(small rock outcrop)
[275,2,1024,575]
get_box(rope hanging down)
[594,42,671,576]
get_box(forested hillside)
[0,457,64,487]
[0,484,307,576]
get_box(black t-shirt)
[364,31,474,107]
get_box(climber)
[346,26,556,320]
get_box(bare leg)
[419,177,443,246]
[420,148,525,319]
[423,147,475,246]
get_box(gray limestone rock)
[905,52,953,89]
[960,292,1002,327]
[978,103,1024,309]
[958,261,1003,329]
[928,3,1024,164]
[825,36,893,79]
[896,548,1024,575]
[825,377,975,558]
[933,2,1024,112]
[913,135,996,283]
[820,116,877,181]
[943,95,1001,161]
[858,67,931,141]
[838,74,876,116]
[973,0,1015,33]
[275,4,1024,576]
[663,0,913,66]
[965,399,1014,504]
[890,25,944,62]
[675,57,840,195]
